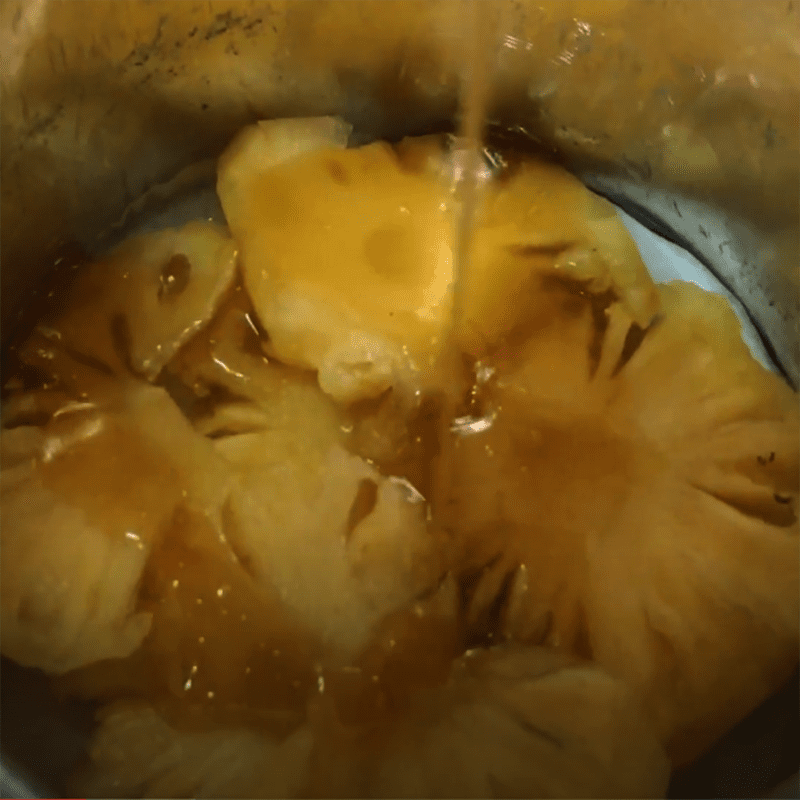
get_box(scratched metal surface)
[585,175,799,390]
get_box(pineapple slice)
[448,279,799,765]
[216,427,445,664]
[216,119,658,404]
[74,704,314,799]
[14,221,237,388]
[457,160,658,357]
[308,645,670,799]
[0,384,230,674]
[218,131,454,404]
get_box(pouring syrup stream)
[431,2,499,533]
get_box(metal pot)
[1,2,797,796]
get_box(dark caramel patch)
[158,254,192,302]
[613,320,652,377]
[326,159,350,186]
[109,313,135,374]
[345,478,379,538]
